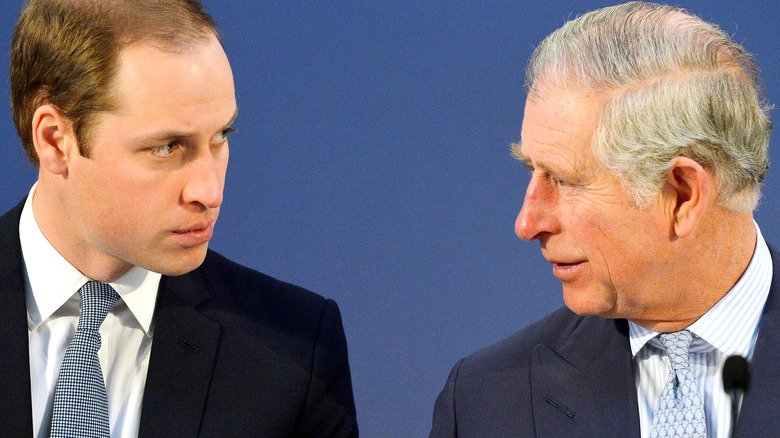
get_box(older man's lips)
[551,261,586,281]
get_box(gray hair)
[519,1,772,212]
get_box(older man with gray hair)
[430,2,774,437]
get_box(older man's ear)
[664,156,713,238]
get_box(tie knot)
[658,329,694,370]
[77,281,120,332]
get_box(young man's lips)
[173,223,214,246]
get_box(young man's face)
[57,34,237,278]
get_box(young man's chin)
[148,246,210,277]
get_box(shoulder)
[0,200,25,270]
[431,307,608,436]
[197,249,321,300]
[183,249,341,340]
[456,306,614,377]
[158,251,357,435]
[198,249,330,311]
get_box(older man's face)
[515,88,675,321]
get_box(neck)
[32,178,132,282]
[631,210,757,332]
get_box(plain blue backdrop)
[1,1,777,436]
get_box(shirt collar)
[629,221,772,359]
[20,184,161,336]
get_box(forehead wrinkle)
[521,131,587,175]
[519,86,612,188]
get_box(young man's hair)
[11,0,220,165]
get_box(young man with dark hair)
[2,1,358,436]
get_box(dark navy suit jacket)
[0,200,358,437]
[430,249,780,437]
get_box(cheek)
[569,209,637,278]
[82,168,167,231]
[87,192,146,239]
[565,202,611,245]
[216,148,230,187]
[593,220,659,287]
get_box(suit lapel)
[137,270,221,438]
[734,247,780,435]
[531,317,640,437]
[0,200,34,435]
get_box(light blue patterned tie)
[650,330,707,438]
[51,281,119,438]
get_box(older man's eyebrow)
[510,141,525,161]
[510,141,574,183]
[512,151,570,183]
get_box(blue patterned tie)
[51,282,120,438]
[650,330,707,438]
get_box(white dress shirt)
[630,222,772,438]
[21,185,161,438]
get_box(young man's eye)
[215,127,236,143]
[151,143,179,156]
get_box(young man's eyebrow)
[145,109,238,142]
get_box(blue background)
[1,1,777,436]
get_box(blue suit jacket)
[430,249,780,437]
[0,200,358,437]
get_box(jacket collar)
[0,199,34,435]
[137,265,221,437]
[733,246,780,435]
[530,315,641,437]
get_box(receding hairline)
[13,0,223,161]
[33,0,221,45]
[525,3,753,98]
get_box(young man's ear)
[31,104,78,176]
[664,156,712,237]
